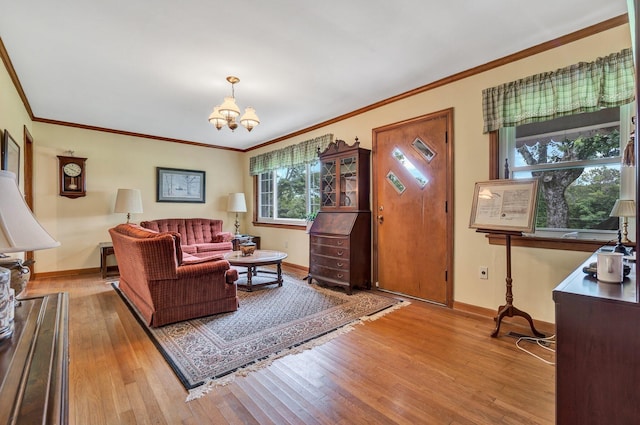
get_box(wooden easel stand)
[477,229,545,338]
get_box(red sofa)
[140,218,233,258]
[109,223,239,327]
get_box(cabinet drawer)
[311,255,350,270]
[310,264,350,283]
[310,243,350,258]
[310,235,350,248]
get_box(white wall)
[31,123,244,273]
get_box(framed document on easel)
[469,178,544,338]
[469,178,539,233]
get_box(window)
[257,162,320,224]
[499,105,634,240]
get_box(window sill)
[485,233,626,252]
[253,221,306,231]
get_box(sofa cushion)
[181,252,225,264]
[181,244,198,254]
[196,242,233,253]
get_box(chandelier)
[208,76,260,132]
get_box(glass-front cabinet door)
[321,159,336,207]
[340,156,357,207]
[318,139,370,211]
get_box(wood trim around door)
[24,126,35,271]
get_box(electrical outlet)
[284,241,288,249]
[479,266,488,280]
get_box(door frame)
[24,126,35,273]
[372,108,455,307]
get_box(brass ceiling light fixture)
[208,76,260,132]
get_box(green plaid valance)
[249,133,333,176]
[482,48,635,133]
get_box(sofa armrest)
[226,268,239,284]
[214,232,234,243]
[175,258,231,279]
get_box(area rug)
[112,273,406,401]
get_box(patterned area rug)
[112,273,405,401]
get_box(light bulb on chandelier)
[208,76,260,132]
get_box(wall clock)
[57,155,87,198]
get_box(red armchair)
[109,223,239,327]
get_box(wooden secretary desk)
[307,139,371,294]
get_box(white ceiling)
[0,1,629,151]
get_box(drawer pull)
[336,262,343,267]
[337,273,343,278]
[337,240,344,245]
[336,251,343,256]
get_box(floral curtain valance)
[482,48,635,133]
[249,133,333,176]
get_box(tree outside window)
[503,106,629,236]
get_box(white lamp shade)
[114,189,144,214]
[0,170,60,253]
[218,96,241,119]
[610,199,636,218]
[240,107,260,131]
[227,193,247,213]
[208,106,226,130]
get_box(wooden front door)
[373,109,453,305]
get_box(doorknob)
[377,215,384,224]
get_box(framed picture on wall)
[469,178,539,233]
[156,167,206,203]
[1,130,20,181]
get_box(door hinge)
[445,131,448,144]
[445,270,448,281]
[445,201,448,213]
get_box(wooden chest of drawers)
[308,211,370,294]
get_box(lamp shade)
[227,193,247,213]
[610,199,636,218]
[0,170,60,253]
[114,189,143,214]
[208,106,226,130]
[240,107,260,132]
[218,96,241,119]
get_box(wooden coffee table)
[223,250,288,291]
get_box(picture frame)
[1,130,20,181]
[156,167,206,203]
[469,178,539,233]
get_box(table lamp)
[114,188,144,223]
[227,193,247,235]
[609,199,636,253]
[0,170,60,341]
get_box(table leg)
[277,262,283,287]
[246,265,254,291]
[100,249,107,279]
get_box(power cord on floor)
[515,334,556,365]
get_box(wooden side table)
[232,235,261,251]
[99,241,119,278]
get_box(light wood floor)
[28,270,556,425]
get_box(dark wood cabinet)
[308,139,371,294]
[0,292,69,424]
[553,251,640,425]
